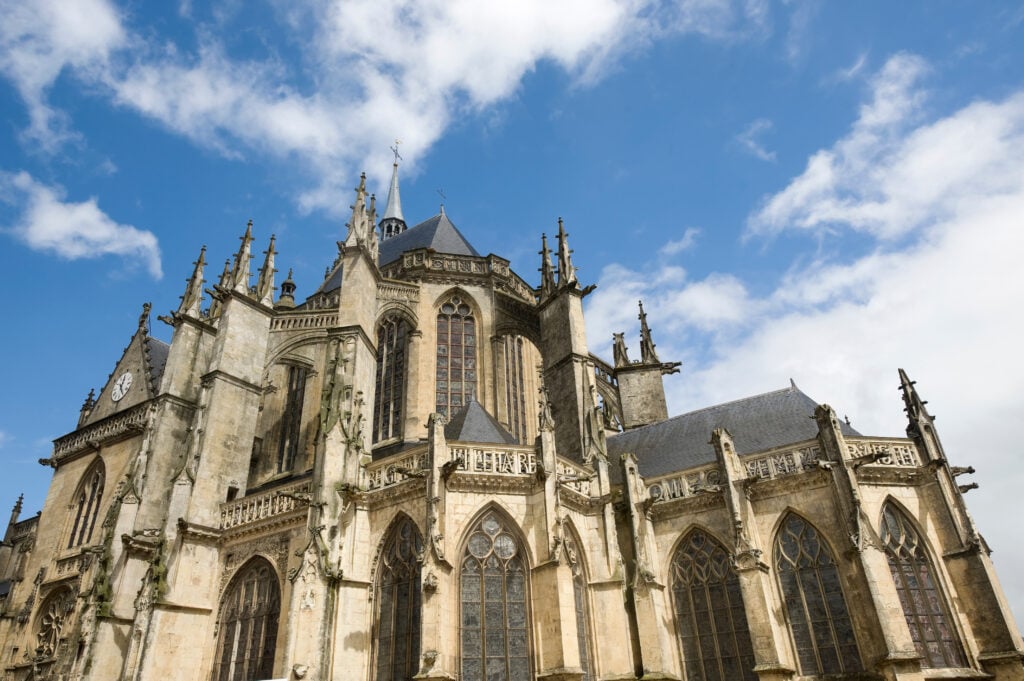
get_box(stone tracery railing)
[53,403,150,461]
[744,441,823,481]
[270,312,339,331]
[220,480,311,530]
[646,463,722,503]
[845,437,918,466]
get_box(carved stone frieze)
[52,403,151,461]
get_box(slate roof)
[144,337,170,390]
[607,383,861,479]
[445,399,518,445]
[378,211,480,267]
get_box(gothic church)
[0,162,1022,681]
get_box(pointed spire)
[344,173,371,248]
[231,220,254,294]
[898,368,931,421]
[210,258,232,318]
[380,143,407,241]
[177,245,207,317]
[539,233,556,296]
[556,218,577,287]
[638,300,661,364]
[256,235,277,306]
[612,333,630,368]
[138,302,152,334]
[276,268,296,309]
[12,494,23,518]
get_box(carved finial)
[637,300,660,364]
[209,258,232,318]
[177,245,207,317]
[344,173,373,249]
[230,220,254,294]
[138,302,152,333]
[556,218,577,287]
[612,332,630,368]
[256,235,277,306]
[538,233,556,297]
[898,368,931,422]
[13,494,23,516]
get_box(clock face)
[111,371,133,402]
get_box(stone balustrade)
[846,437,919,466]
[270,312,339,331]
[220,481,311,530]
[647,464,723,502]
[744,441,823,480]
[365,450,430,491]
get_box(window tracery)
[35,588,75,658]
[670,530,756,681]
[374,316,410,443]
[501,335,528,444]
[374,517,423,681]
[68,464,104,549]
[436,295,476,417]
[213,558,280,681]
[277,364,308,472]
[880,504,966,668]
[774,514,861,675]
[565,535,593,681]
[460,512,530,681]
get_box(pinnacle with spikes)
[256,235,277,306]
[556,218,577,287]
[231,220,254,294]
[344,173,370,247]
[209,258,232,318]
[898,368,931,421]
[638,300,660,363]
[539,233,556,296]
[177,245,207,317]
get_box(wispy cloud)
[0,430,9,450]
[735,118,777,161]
[0,171,162,278]
[0,0,773,213]
[660,227,701,255]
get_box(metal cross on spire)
[390,139,403,165]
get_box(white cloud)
[735,118,777,161]
[0,0,771,213]
[660,227,701,255]
[0,430,9,450]
[0,171,162,278]
[589,55,1024,623]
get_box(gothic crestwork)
[0,163,1022,681]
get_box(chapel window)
[501,335,528,444]
[436,296,476,417]
[774,514,861,675]
[213,558,280,681]
[880,504,966,668]
[277,364,308,472]
[68,465,104,549]
[373,317,410,443]
[374,517,423,681]
[670,530,756,681]
[460,512,530,681]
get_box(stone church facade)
[0,163,1021,681]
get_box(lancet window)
[67,464,104,549]
[374,517,423,681]
[670,530,756,681]
[277,364,308,472]
[565,535,593,681]
[500,335,528,444]
[213,558,280,681]
[880,504,966,668]
[373,316,410,443]
[436,296,476,417]
[774,514,861,675]
[460,512,530,681]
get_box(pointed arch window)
[775,514,861,675]
[500,335,528,444]
[436,296,476,417]
[374,316,410,443]
[564,534,593,681]
[670,530,756,681]
[213,558,280,681]
[460,512,530,681]
[277,364,309,472]
[68,464,104,549]
[880,504,966,668]
[374,517,423,681]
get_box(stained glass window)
[880,504,966,668]
[374,317,409,443]
[461,512,530,681]
[277,364,308,472]
[436,296,476,417]
[375,517,423,681]
[214,558,280,681]
[775,514,861,675]
[565,535,593,681]
[670,530,756,681]
[502,335,528,444]
[68,464,103,548]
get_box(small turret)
[379,144,407,241]
[276,269,297,310]
[255,235,277,306]
[230,220,254,294]
[177,245,207,317]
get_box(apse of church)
[0,161,1022,681]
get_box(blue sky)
[2,0,1024,621]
